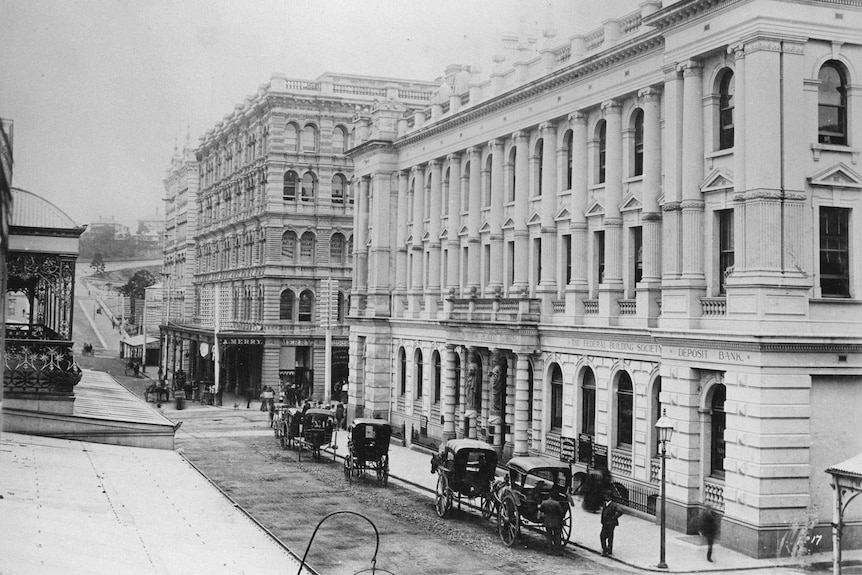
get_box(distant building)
[347,0,862,559]
[136,209,165,240]
[161,72,436,401]
[84,217,130,240]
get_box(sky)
[0,0,641,230]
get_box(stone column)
[466,147,482,293]
[409,165,425,312]
[567,111,589,318]
[680,60,705,284]
[354,177,369,291]
[465,347,480,439]
[512,131,530,292]
[538,122,558,310]
[513,351,531,456]
[599,100,624,319]
[394,170,409,315]
[638,87,663,322]
[442,344,457,440]
[662,65,683,282]
[488,348,506,453]
[488,139,504,294]
[367,172,392,317]
[446,153,462,297]
[427,159,443,313]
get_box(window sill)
[624,175,644,184]
[811,143,860,163]
[706,148,733,159]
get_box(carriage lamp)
[655,410,675,569]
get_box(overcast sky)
[0,0,640,230]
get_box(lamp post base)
[657,561,668,569]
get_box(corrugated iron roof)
[10,187,80,230]
[826,452,862,478]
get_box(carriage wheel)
[560,504,572,547]
[344,454,353,483]
[480,494,495,520]
[497,494,520,547]
[435,475,452,518]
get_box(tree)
[116,269,158,320]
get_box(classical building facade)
[161,72,435,402]
[347,0,862,558]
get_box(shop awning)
[826,453,862,575]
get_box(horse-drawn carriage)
[343,418,391,485]
[296,408,336,461]
[274,405,301,449]
[431,439,500,519]
[496,456,573,550]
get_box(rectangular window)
[564,234,572,285]
[507,241,515,289]
[820,207,850,297]
[483,244,491,291]
[596,231,605,285]
[633,226,643,285]
[582,382,596,436]
[718,210,735,294]
[534,238,542,289]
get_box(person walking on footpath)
[697,504,721,562]
[335,401,345,430]
[600,495,623,556]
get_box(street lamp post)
[656,409,675,569]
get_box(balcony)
[445,297,540,324]
[4,326,82,397]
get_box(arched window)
[281,231,296,262]
[550,364,563,430]
[279,290,294,320]
[285,123,299,152]
[564,130,573,190]
[332,126,347,154]
[596,120,607,184]
[283,170,298,201]
[710,384,726,477]
[616,372,634,448]
[535,139,544,196]
[301,124,318,152]
[257,286,264,320]
[300,232,314,264]
[718,70,735,150]
[332,173,346,204]
[432,350,442,403]
[581,369,596,435]
[819,61,848,145]
[301,172,316,202]
[399,347,407,396]
[414,349,424,399]
[632,109,644,176]
[330,233,345,265]
[651,377,663,457]
[298,289,313,322]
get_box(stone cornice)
[393,31,664,149]
[642,0,744,31]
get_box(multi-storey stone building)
[347,0,862,558]
[161,72,435,402]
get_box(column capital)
[679,59,703,77]
[513,130,528,144]
[488,138,502,151]
[539,121,557,136]
[466,146,481,159]
[428,159,441,169]
[728,42,746,60]
[568,111,587,125]
[396,169,408,179]
[601,99,622,117]
[410,165,424,176]
[446,151,461,163]
[638,86,663,102]
[662,63,681,81]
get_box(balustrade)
[584,299,599,314]
[618,299,637,315]
[611,449,633,476]
[4,338,82,396]
[704,478,725,511]
[700,297,727,316]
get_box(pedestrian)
[538,496,564,553]
[246,387,253,409]
[600,495,623,556]
[697,504,721,562]
[335,401,345,430]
